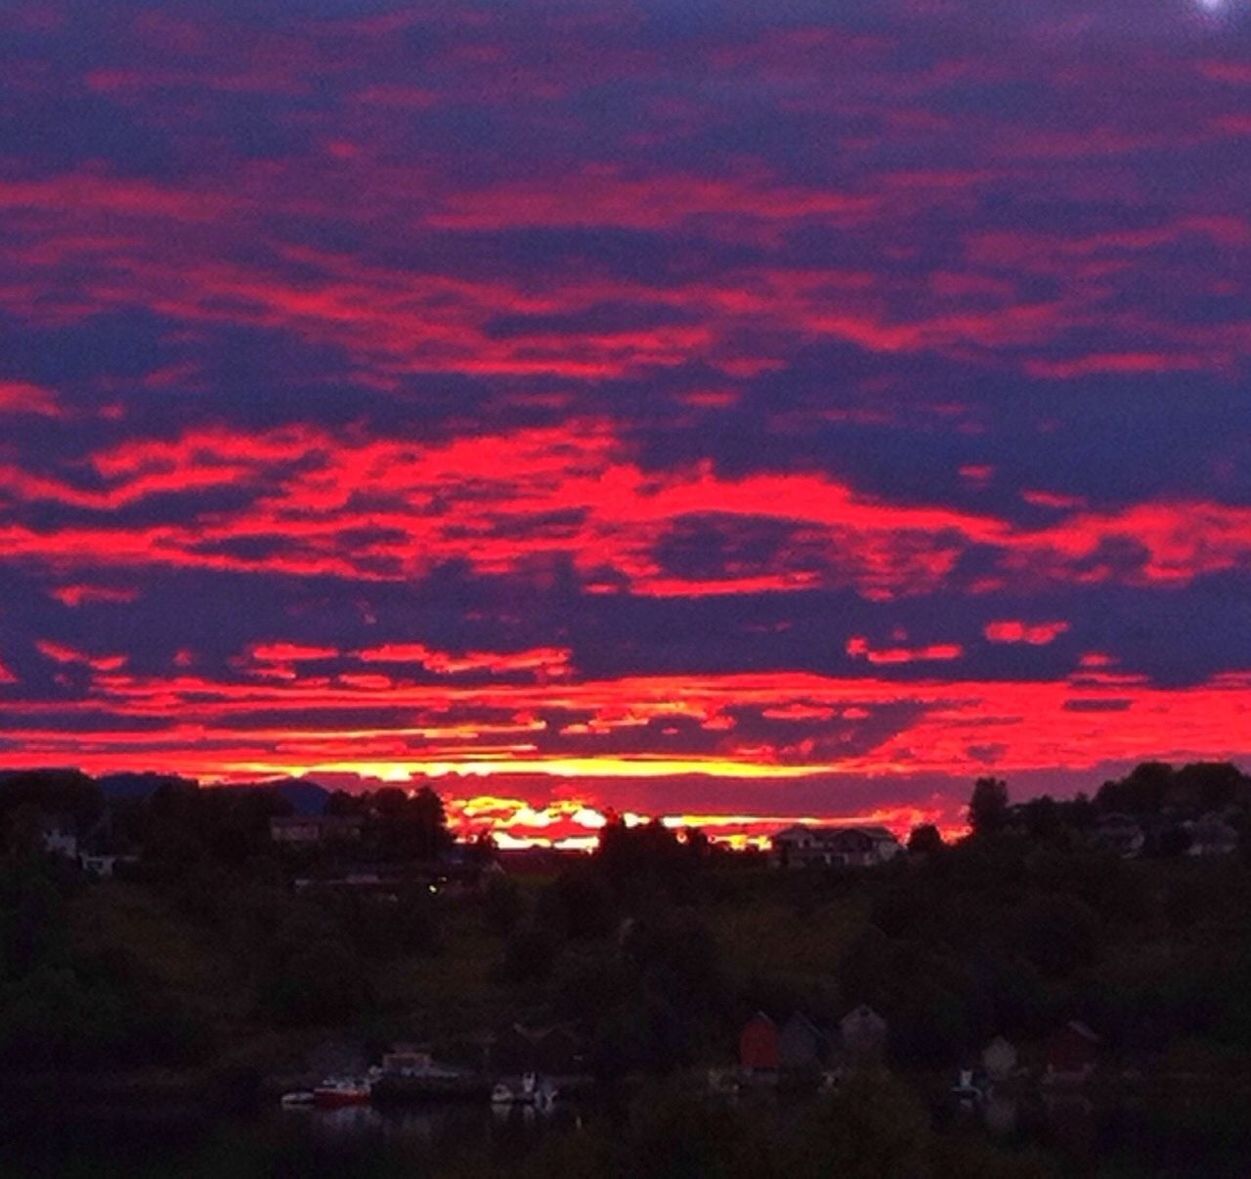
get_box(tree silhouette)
[967,777,1009,837]
[906,824,944,855]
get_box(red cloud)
[0,173,236,222]
[249,642,339,662]
[846,636,963,664]
[2,665,1249,849]
[5,420,1251,599]
[1021,490,1086,510]
[35,640,126,671]
[35,640,83,664]
[1017,501,1251,585]
[425,169,874,232]
[984,620,1070,645]
[0,381,60,417]
[357,643,572,678]
[50,585,140,607]
[1079,652,1116,669]
[1025,352,1208,379]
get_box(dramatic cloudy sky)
[3,0,1251,845]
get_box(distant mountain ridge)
[97,772,197,801]
[95,772,330,815]
[259,778,330,816]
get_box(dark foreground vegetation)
[0,762,1249,1175]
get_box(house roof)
[504,1020,580,1042]
[773,823,901,846]
[856,826,900,842]
[771,824,813,841]
[841,1004,885,1025]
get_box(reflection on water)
[0,1098,581,1179]
[289,1099,561,1138]
[982,1091,1018,1138]
[2,1083,1247,1177]
[947,1081,1248,1178]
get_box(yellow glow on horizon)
[236,754,840,781]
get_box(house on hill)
[770,825,828,868]
[826,827,902,868]
[839,1005,888,1060]
[1185,813,1239,857]
[739,1012,780,1074]
[39,815,78,859]
[982,1035,1019,1082]
[1091,813,1145,858]
[770,824,902,869]
[79,852,138,878]
[778,1013,826,1072]
[269,814,364,845]
[1044,1021,1100,1085]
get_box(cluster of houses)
[269,814,499,897]
[769,809,1242,870]
[269,813,366,845]
[738,1005,889,1079]
[37,814,137,878]
[769,824,904,870]
[735,1007,1102,1089]
[1090,810,1240,858]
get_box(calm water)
[0,1102,571,1178]
[2,1085,1246,1177]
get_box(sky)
[2,0,1251,848]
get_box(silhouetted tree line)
[490,764,1250,1083]
[496,817,732,1076]
[0,853,209,1072]
[0,769,459,879]
[0,770,458,1062]
[954,762,1250,859]
[2,761,1250,1096]
[324,783,454,861]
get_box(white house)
[770,824,830,868]
[270,814,364,844]
[79,852,138,879]
[982,1035,1019,1081]
[40,818,78,859]
[839,1005,888,1059]
[1185,813,1239,857]
[1092,813,1145,858]
[770,823,903,869]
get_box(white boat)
[491,1072,557,1106]
[951,1068,984,1101]
[280,1090,315,1108]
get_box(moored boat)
[312,1076,372,1107]
[490,1072,558,1107]
[369,1053,489,1103]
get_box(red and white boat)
[312,1076,372,1107]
